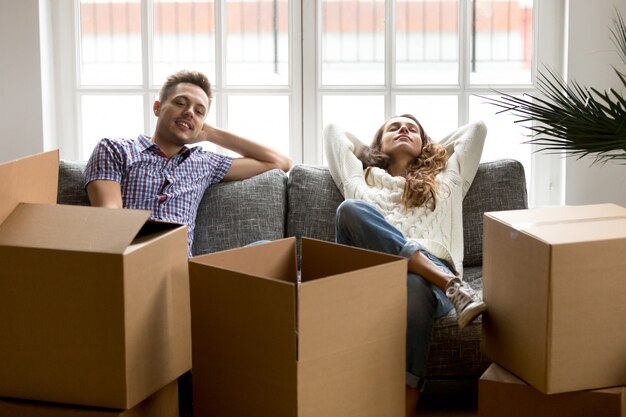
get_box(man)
[84,70,292,256]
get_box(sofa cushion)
[57,160,90,206]
[462,159,527,267]
[286,165,344,245]
[287,160,528,269]
[57,160,288,257]
[192,169,288,256]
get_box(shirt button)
[159,195,167,203]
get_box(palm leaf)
[479,9,626,164]
[611,8,626,67]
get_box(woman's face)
[379,116,424,160]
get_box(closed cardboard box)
[479,363,626,417]
[0,380,179,417]
[189,237,407,417]
[482,204,626,394]
[0,151,192,409]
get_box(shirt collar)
[136,134,158,152]
[135,134,201,158]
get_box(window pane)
[470,0,533,84]
[153,0,216,86]
[225,0,289,85]
[227,96,290,156]
[395,95,458,139]
[470,94,530,177]
[322,95,384,155]
[81,95,144,160]
[79,0,142,85]
[321,0,385,85]
[396,0,459,85]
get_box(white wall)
[0,0,46,163]
[564,0,626,206]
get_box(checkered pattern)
[84,135,233,255]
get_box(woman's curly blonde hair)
[358,114,449,210]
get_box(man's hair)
[159,70,212,103]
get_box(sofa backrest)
[57,160,91,207]
[462,159,527,266]
[191,169,287,256]
[56,160,288,257]
[57,158,527,265]
[286,159,528,267]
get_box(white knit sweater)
[324,121,487,278]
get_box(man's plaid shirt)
[84,135,233,256]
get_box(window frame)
[51,0,565,207]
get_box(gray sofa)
[57,159,527,380]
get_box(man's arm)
[198,124,292,182]
[86,180,123,208]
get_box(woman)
[324,114,487,417]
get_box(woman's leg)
[336,199,455,286]
[336,199,486,329]
[335,199,407,254]
[336,199,453,417]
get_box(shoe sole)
[457,302,487,329]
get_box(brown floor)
[416,379,478,417]
[179,377,480,417]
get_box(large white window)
[52,0,563,206]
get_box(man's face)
[153,82,210,146]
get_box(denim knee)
[335,199,406,255]
[336,199,368,229]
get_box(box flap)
[0,203,152,254]
[480,363,526,385]
[125,220,188,254]
[300,237,404,282]
[486,204,626,245]
[486,203,626,227]
[191,237,298,283]
[189,259,298,416]
[299,238,406,358]
[0,150,59,225]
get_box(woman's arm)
[198,124,293,182]
[438,121,487,195]
[323,124,368,197]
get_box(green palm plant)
[481,10,626,163]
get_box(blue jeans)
[335,199,453,390]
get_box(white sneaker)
[446,278,487,329]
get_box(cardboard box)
[0,151,192,409]
[0,380,179,417]
[482,204,626,394]
[479,363,626,417]
[0,150,59,223]
[189,237,407,417]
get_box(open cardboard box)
[482,204,626,394]
[0,380,179,417]
[479,363,626,417]
[0,151,192,409]
[189,237,407,417]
